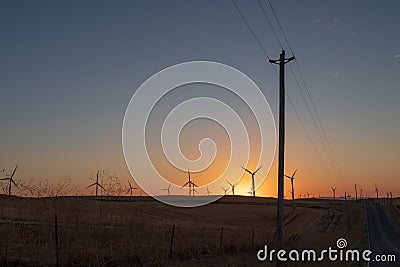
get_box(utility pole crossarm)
[269,56,295,64]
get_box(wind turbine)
[227,181,237,195]
[284,169,297,200]
[241,165,262,197]
[191,181,199,195]
[126,180,139,196]
[181,169,197,196]
[221,187,228,195]
[162,184,172,195]
[0,165,19,195]
[354,184,358,200]
[205,186,212,196]
[375,184,379,199]
[331,186,336,202]
[86,170,106,197]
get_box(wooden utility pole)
[344,192,351,230]
[269,50,295,250]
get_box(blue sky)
[1,0,399,196]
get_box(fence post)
[169,224,175,258]
[344,193,351,230]
[54,215,60,267]
[251,228,255,249]
[220,227,224,249]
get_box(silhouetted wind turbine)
[354,184,358,200]
[241,165,262,197]
[191,180,199,195]
[181,169,197,196]
[221,187,228,195]
[162,184,172,195]
[331,186,336,203]
[205,186,212,196]
[127,180,139,196]
[284,169,297,200]
[0,165,19,195]
[86,170,106,197]
[227,181,237,195]
[375,183,379,199]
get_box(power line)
[266,0,295,55]
[231,0,271,60]
[256,0,284,49]
[265,0,346,183]
[258,0,337,180]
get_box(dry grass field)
[0,195,375,266]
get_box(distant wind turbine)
[354,184,358,200]
[191,181,199,195]
[284,169,297,200]
[0,165,19,195]
[181,169,197,196]
[227,181,237,195]
[241,165,262,197]
[375,183,379,199]
[86,170,106,197]
[205,186,212,196]
[162,184,172,195]
[331,186,336,203]
[221,187,228,195]
[127,180,139,196]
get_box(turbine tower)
[284,169,297,200]
[354,184,358,200]
[0,165,19,195]
[375,183,379,199]
[241,165,262,197]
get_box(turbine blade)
[128,180,132,187]
[86,183,96,189]
[11,179,19,189]
[254,165,263,174]
[181,182,189,188]
[227,181,233,187]
[241,166,252,174]
[10,165,18,179]
[292,169,297,177]
[0,178,9,181]
[98,184,106,191]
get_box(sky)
[1,0,399,198]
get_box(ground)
[0,195,393,266]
